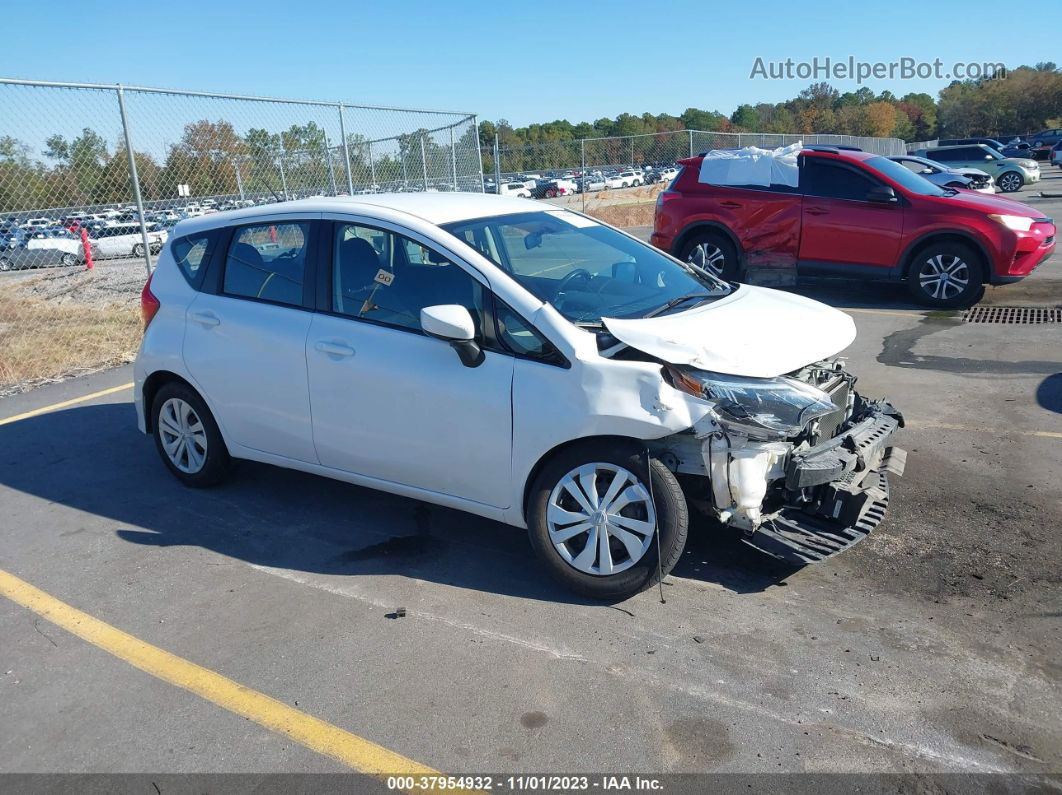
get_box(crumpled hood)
[602,285,856,378]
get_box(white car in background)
[134,193,904,599]
[92,222,168,258]
[606,171,643,189]
[497,182,532,198]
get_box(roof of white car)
[174,192,544,236]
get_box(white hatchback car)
[135,194,905,599]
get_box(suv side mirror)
[866,185,898,204]
[421,304,484,368]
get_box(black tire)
[151,382,233,488]
[132,242,146,257]
[678,231,741,280]
[60,253,77,267]
[997,171,1023,193]
[527,439,688,600]
[0,256,10,272]
[906,241,985,309]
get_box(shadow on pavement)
[1037,372,1062,415]
[0,403,793,605]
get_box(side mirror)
[421,304,484,368]
[866,185,898,204]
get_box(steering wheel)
[554,268,593,300]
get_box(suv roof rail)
[804,144,863,153]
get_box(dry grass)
[0,277,142,394]
[583,200,657,228]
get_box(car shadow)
[779,277,926,311]
[0,403,794,604]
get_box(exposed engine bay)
[649,358,906,564]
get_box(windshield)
[443,210,732,324]
[864,156,948,197]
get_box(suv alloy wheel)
[907,241,985,308]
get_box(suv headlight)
[666,365,837,439]
[988,214,1034,232]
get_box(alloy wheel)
[686,242,726,277]
[133,243,145,257]
[918,254,970,301]
[998,173,1021,192]
[546,462,656,576]
[158,397,208,474]
[60,253,77,267]
[0,257,10,272]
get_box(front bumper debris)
[743,399,906,565]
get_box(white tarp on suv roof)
[698,141,802,188]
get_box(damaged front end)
[653,360,906,565]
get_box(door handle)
[806,207,829,216]
[719,201,742,208]
[315,340,356,358]
[190,311,220,327]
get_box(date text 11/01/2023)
[386,775,665,791]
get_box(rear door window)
[801,161,878,201]
[222,222,311,307]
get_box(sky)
[0,0,1056,130]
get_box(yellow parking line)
[0,382,133,426]
[906,421,1062,439]
[0,568,440,778]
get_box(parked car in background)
[652,145,1056,308]
[0,229,94,271]
[91,222,168,258]
[497,182,532,198]
[999,141,1034,159]
[134,193,906,598]
[912,144,1039,193]
[1028,129,1062,149]
[937,137,1007,150]
[1051,142,1062,168]
[889,155,994,193]
[605,171,643,189]
[578,175,606,193]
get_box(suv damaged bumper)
[651,375,906,565]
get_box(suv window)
[171,231,217,286]
[332,222,485,336]
[223,222,310,307]
[801,160,878,201]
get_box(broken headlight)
[666,365,837,439]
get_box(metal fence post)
[494,134,501,190]
[581,138,586,214]
[368,140,376,188]
[115,85,153,277]
[234,158,245,200]
[420,134,429,191]
[338,104,354,195]
[325,136,338,196]
[688,129,694,157]
[449,125,458,191]
[472,115,485,192]
[277,141,289,200]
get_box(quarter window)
[332,223,485,336]
[171,231,216,286]
[223,222,309,307]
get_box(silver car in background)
[890,155,994,194]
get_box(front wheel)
[997,171,1023,192]
[527,440,688,600]
[906,242,985,308]
[60,253,77,267]
[132,242,146,257]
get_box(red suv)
[651,146,1056,307]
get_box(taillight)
[656,190,680,207]
[140,273,160,328]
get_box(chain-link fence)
[483,129,906,183]
[0,78,482,394]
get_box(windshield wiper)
[642,292,714,318]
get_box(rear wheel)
[527,440,688,600]
[998,171,1023,192]
[152,382,232,487]
[0,256,11,272]
[60,253,77,267]
[679,231,740,280]
[132,242,146,257]
[906,241,985,308]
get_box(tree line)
[479,63,1062,151]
